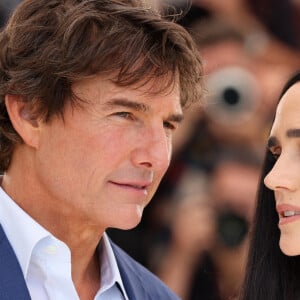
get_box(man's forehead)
[73,73,181,103]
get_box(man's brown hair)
[0,0,203,171]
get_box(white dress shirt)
[0,186,129,300]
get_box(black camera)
[217,210,249,248]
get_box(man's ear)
[5,94,41,148]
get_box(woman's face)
[264,82,300,256]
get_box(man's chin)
[114,206,144,230]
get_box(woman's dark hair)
[240,71,300,300]
[0,0,203,171]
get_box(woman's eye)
[269,150,280,161]
[267,150,279,163]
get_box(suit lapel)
[0,224,31,300]
[111,242,147,300]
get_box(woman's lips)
[276,204,300,225]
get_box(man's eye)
[163,121,176,131]
[115,112,134,120]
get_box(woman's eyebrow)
[267,129,300,150]
[286,128,300,138]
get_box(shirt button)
[45,245,57,255]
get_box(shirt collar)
[100,232,129,300]
[0,186,50,277]
[0,186,128,299]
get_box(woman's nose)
[264,154,297,192]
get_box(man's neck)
[2,165,104,300]
[72,250,101,300]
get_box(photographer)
[156,152,261,300]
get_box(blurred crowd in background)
[109,1,300,299]
[2,1,300,299]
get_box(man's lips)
[108,180,152,194]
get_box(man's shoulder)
[110,240,180,300]
[0,224,31,299]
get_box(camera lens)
[217,211,249,248]
[223,87,240,107]
[204,66,260,125]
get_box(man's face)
[34,76,182,230]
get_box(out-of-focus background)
[108,1,300,299]
[3,1,300,299]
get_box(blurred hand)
[170,197,216,259]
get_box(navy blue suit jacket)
[0,225,179,299]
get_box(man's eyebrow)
[104,98,149,112]
[104,97,184,123]
[166,113,184,124]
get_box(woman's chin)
[280,240,300,256]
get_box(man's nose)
[131,126,171,172]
